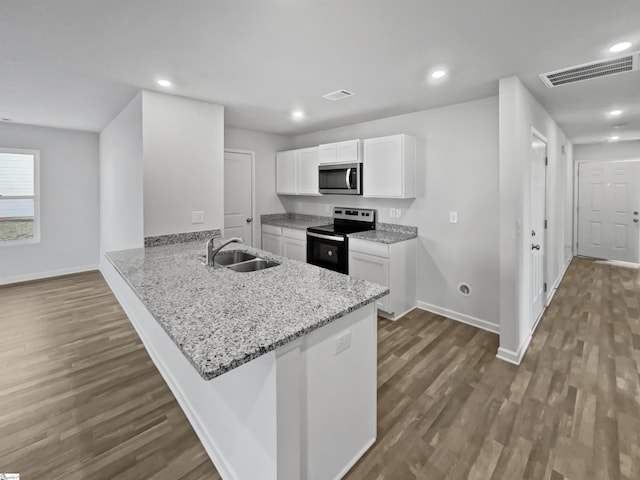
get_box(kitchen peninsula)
[101,236,388,480]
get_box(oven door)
[318,163,362,195]
[306,232,348,274]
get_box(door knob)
[532,244,541,250]
[246,217,253,223]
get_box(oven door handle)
[307,232,345,242]
[345,168,351,189]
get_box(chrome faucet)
[206,236,244,266]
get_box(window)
[0,148,40,244]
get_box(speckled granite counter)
[349,222,418,244]
[105,241,388,380]
[261,213,331,230]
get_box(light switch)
[449,211,458,224]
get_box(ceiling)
[2,0,639,143]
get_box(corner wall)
[100,93,144,257]
[0,123,100,284]
[142,91,224,237]
[498,76,574,363]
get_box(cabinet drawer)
[262,224,282,236]
[349,238,389,258]
[282,227,306,241]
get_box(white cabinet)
[349,237,416,320]
[282,228,307,263]
[262,225,307,262]
[276,151,297,195]
[363,134,416,198]
[276,147,320,195]
[261,224,283,255]
[297,147,319,195]
[318,139,361,165]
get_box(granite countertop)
[348,230,417,244]
[106,241,388,381]
[261,213,331,230]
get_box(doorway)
[224,149,255,246]
[530,130,548,329]
[577,159,640,263]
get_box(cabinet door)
[363,135,403,197]
[318,139,360,165]
[276,150,297,194]
[349,251,390,312]
[297,147,319,195]
[262,232,282,255]
[336,140,360,163]
[283,236,306,262]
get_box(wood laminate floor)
[1,257,638,479]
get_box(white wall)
[0,122,100,284]
[286,97,501,331]
[574,139,640,162]
[224,127,289,248]
[142,91,225,237]
[100,93,144,257]
[498,76,574,363]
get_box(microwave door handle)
[345,168,351,189]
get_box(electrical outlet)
[334,330,352,355]
[395,208,402,218]
[192,211,204,224]
[449,211,458,224]
[389,207,395,218]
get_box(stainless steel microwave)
[318,163,362,195]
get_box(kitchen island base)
[102,259,377,480]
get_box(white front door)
[578,160,640,263]
[224,150,253,245]
[530,133,547,328]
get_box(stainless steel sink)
[227,259,280,272]
[214,251,257,266]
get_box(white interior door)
[224,150,253,245]
[578,160,640,263]
[530,134,547,328]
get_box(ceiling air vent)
[322,89,354,101]
[539,52,639,88]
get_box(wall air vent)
[322,89,354,101]
[539,52,639,88]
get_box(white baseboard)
[416,301,499,334]
[379,305,416,321]
[0,264,99,286]
[333,436,376,480]
[545,257,572,305]
[497,334,532,365]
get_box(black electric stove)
[307,207,376,274]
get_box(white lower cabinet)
[349,237,416,320]
[261,224,283,255]
[282,228,306,262]
[261,225,307,262]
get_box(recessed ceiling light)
[609,135,620,141]
[431,70,447,79]
[609,109,622,116]
[609,42,632,53]
[157,79,172,88]
[291,110,305,120]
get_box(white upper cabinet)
[318,139,361,165]
[363,134,416,199]
[297,147,319,195]
[276,150,297,195]
[276,147,320,196]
